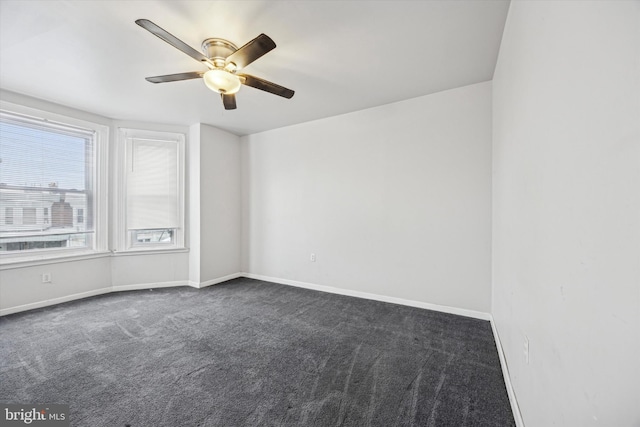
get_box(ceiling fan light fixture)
[203,69,241,94]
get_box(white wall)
[188,123,202,286]
[196,124,242,285]
[0,257,112,312]
[242,82,493,312]
[492,1,640,426]
[111,252,189,288]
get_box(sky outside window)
[0,122,87,190]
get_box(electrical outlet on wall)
[42,273,52,283]
[523,335,530,364]
[310,253,316,262]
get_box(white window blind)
[0,111,95,252]
[126,138,180,230]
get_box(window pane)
[5,207,13,225]
[131,229,174,245]
[126,139,179,230]
[0,113,95,253]
[23,207,36,225]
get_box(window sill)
[111,248,189,257]
[0,247,190,270]
[0,250,112,270]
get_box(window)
[0,105,107,259]
[132,229,174,245]
[5,207,13,225]
[117,128,185,251]
[23,207,36,225]
[77,208,84,224]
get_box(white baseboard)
[2,280,191,316]
[240,273,491,321]
[490,315,525,427]
[195,272,243,289]
[111,280,190,292]
[1,274,246,316]
[0,287,112,316]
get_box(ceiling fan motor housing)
[201,38,238,68]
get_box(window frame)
[115,128,185,253]
[5,207,14,225]
[0,101,109,265]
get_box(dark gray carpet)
[0,278,515,426]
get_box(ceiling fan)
[135,19,294,110]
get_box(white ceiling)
[0,1,510,136]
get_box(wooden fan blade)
[225,34,275,70]
[136,19,213,67]
[145,71,204,83]
[222,93,237,110]
[238,74,295,99]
